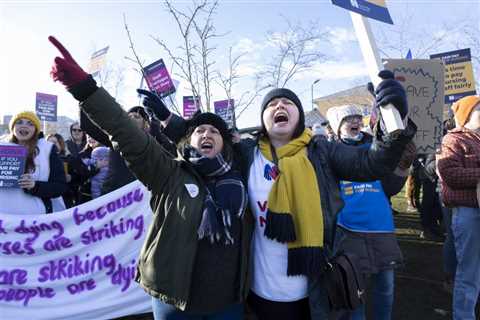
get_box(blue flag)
[405,49,413,60]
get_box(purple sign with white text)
[183,96,201,119]
[214,99,235,128]
[35,92,57,122]
[0,145,27,188]
[144,59,176,98]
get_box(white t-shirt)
[248,147,308,302]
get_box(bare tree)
[258,17,329,88]
[150,0,209,111]
[99,62,126,100]
[192,1,224,110]
[373,4,470,59]
[454,22,480,89]
[215,49,271,123]
[88,43,126,101]
[123,14,183,114]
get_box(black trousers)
[419,179,442,231]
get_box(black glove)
[374,70,408,119]
[137,89,171,121]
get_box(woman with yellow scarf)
[243,74,416,320]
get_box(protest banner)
[0,181,153,320]
[214,99,235,128]
[430,48,477,104]
[183,96,200,119]
[0,144,27,188]
[385,59,444,153]
[87,46,109,78]
[144,59,176,98]
[331,0,393,24]
[35,93,57,122]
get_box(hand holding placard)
[137,89,171,121]
[374,70,408,133]
[18,174,36,190]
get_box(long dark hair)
[70,122,86,145]
[47,133,67,155]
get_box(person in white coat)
[0,111,67,214]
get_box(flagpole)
[350,12,404,133]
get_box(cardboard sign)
[0,144,27,188]
[331,0,393,24]
[384,59,444,154]
[183,96,200,119]
[87,46,109,78]
[214,99,235,128]
[430,48,477,104]
[0,181,153,319]
[144,59,176,98]
[35,93,57,122]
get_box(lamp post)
[311,79,321,111]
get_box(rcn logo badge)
[263,164,279,181]
[185,184,199,198]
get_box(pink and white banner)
[0,181,153,320]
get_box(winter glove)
[374,70,408,119]
[49,36,98,101]
[137,89,171,121]
[49,36,89,88]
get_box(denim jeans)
[151,298,243,320]
[451,207,480,320]
[442,205,457,276]
[349,269,395,320]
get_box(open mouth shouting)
[19,128,32,136]
[273,111,289,126]
[15,126,35,141]
[349,124,360,135]
[200,140,214,153]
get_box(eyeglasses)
[72,128,83,132]
[343,116,363,123]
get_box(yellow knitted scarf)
[259,129,324,276]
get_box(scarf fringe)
[264,210,296,242]
[287,247,326,277]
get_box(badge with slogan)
[185,184,199,198]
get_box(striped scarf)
[185,146,247,245]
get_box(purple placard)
[214,99,235,128]
[0,145,27,188]
[35,92,57,122]
[183,96,200,119]
[144,59,176,98]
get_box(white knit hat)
[326,105,363,136]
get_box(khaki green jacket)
[80,88,253,311]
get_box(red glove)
[49,36,88,88]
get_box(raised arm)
[325,120,416,181]
[49,36,180,191]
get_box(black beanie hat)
[187,112,231,142]
[260,88,305,139]
[128,106,150,122]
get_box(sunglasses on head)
[72,128,83,132]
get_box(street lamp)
[311,78,321,111]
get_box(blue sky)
[0,0,478,128]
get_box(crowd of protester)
[1,34,478,320]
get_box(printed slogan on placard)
[0,181,153,320]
